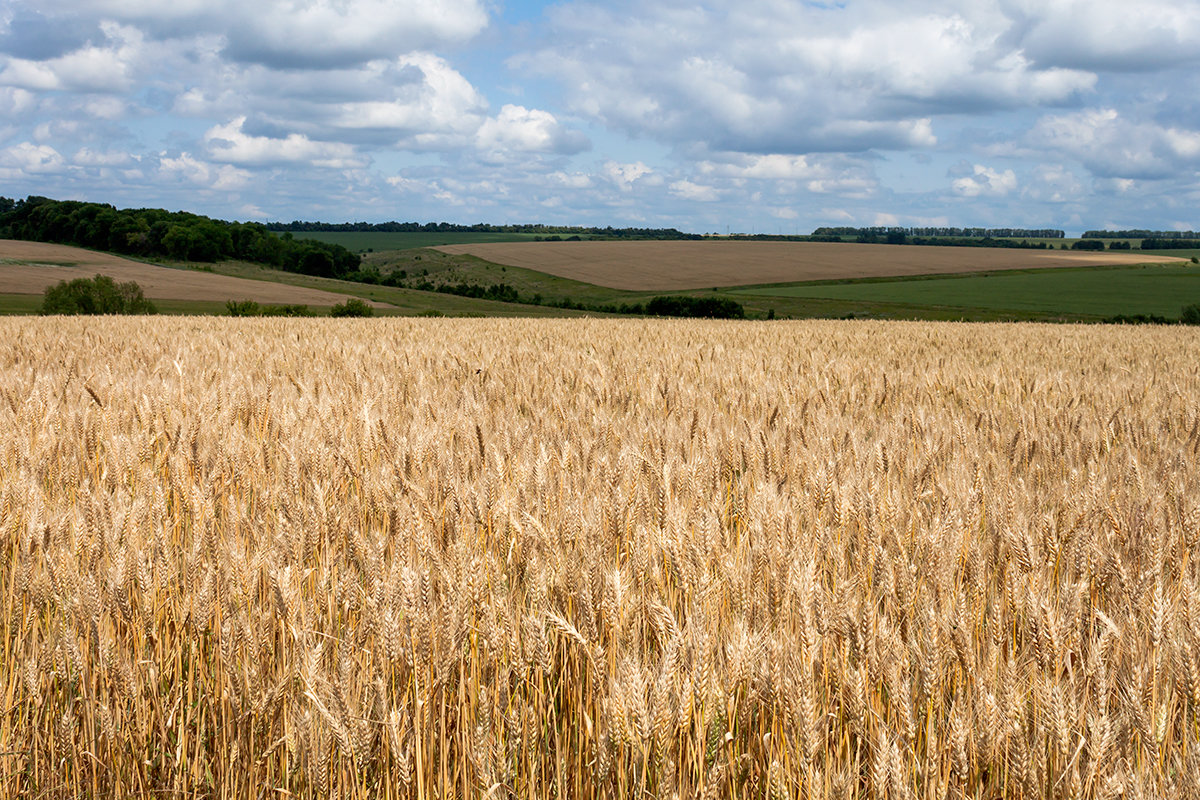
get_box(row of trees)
[813,226,1066,238]
[1139,238,1200,250]
[0,196,361,279]
[265,220,702,240]
[408,277,746,318]
[1083,230,1199,239]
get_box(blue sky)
[2,0,1199,234]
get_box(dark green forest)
[0,196,361,279]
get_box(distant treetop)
[1082,230,1199,239]
[263,220,701,240]
[812,226,1066,239]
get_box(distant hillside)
[0,196,361,280]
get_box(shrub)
[226,300,312,317]
[644,295,745,319]
[40,274,157,315]
[1182,304,1200,325]
[226,299,262,317]
[330,298,375,317]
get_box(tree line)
[1137,238,1200,250]
[812,226,1066,239]
[0,196,361,279]
[265,220,702,240]
[1083,230,1200,239]
[407,278,746,318]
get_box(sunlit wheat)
[1,317,1198,798]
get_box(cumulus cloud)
[322,54,489,149]
[203,117,364,168]
[603,161,655,191]
[1022,164,1086,203]
[0,141,66,174]
[475,105,590,158]
[669,179,719,202]
[0,22,143,93]
[1027,109,1200,179]
[158,152,251,189]
[17,0,489,69]
[1009,0,1200,71]
[73,147,134,167]
[2,0,1198,231]
[952,165,1018,197]
[523,0,1096,156]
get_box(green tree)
[41,275,157,315]
[330,298,375,317]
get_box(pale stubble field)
[1,317,1198,798]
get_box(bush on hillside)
[330,298,375,317]
[1182,304,1200,325]
[40,275,157,315]
[225,299,312,317]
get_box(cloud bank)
[0,0,1197,230]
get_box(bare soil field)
[0,240,381,306]
[436,240,1185,289]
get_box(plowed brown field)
[0,240,383,306]
[436,240,1184,289]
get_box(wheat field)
[1,317,1198,799]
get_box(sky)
[2,0,1199,234]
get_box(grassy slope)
[731,262,1200,318]
[204,260,604,317]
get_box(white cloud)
[603,161,654,191]
[525,1,1096,156]
[0,87,37,116]
[28,0,490,69]
[1011,0,1200,71]
[0,22,142,93]
[0,141,66,173]
[326,54,488,148]
[73,147,133,166]
[1022,164,1085,203]
[203,117,364,168]
[475,104,589,157]
[669,179,719,202]
[158,152,251,189]
[1028,109,1200,179]
[952,165,1018,197]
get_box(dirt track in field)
[0,240,385,306]
[436,240,1186,290]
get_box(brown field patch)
[436,240,1186,289]
[0,240,384,306]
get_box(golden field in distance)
[2,318,1198,798]
[0,240,378,307]
[434,240,1186,290]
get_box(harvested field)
[435,240,1185,289]
[0,240,383,306]
[3,317,1199,798]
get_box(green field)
[731,263,1200,318]
[287,231,573,251]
